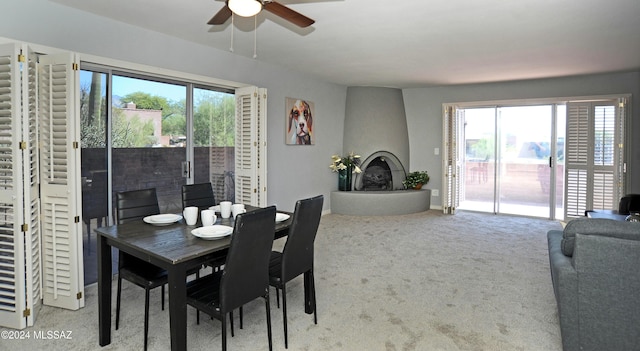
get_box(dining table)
[96,205,313,351]
[586,209,629,221]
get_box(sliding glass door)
[79,68,236,285]
[460,104,565,219]
[111,74,188,213]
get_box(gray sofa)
[547,218,640,351]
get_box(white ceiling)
[51,0,640,88]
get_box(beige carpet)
[0,210,563,350]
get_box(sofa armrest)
[547,230,579,351]
[573,233,640,350]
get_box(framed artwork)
[286,97,315,145]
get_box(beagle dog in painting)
[288,100,313,145]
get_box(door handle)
[182,161,190,178]
[548,157,552,168]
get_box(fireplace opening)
[354,151,406,191]
[362,157,392,190]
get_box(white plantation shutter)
[0,43,41,329]
[564,99,625,218]
[234,86,267,207]
[38,53,84,310]
[442,105,461,214]
[23,46,42,327]
[256,89,267,207]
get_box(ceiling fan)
[208,0,315,28]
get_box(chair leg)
[221,314,227,351]
[265,293,273,351]
[115,275,122,330]
[86,221,91,253]
[161,284,165,310]
[282,284,288,349]
[239,306,243,329]
[144,288,150,351]
[230,310,234,337]
[275,287,280,308]
[310,270,317,325]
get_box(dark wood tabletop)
[586,210,629,221]
[96,206,292,351]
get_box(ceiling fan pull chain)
[253,15,258,59]
[230,13,234,52]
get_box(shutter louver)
[0,42,21,326]
[564,103,590,217]
[234,86,267,207]
[38,53,84,310]
[442,106,460,214]
[564,100,623,218]
[0,43,40,329]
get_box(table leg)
[168,267,188,351]
[97,235,112,346]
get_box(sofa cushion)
[561,218,640,256]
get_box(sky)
[79,70,187,103]
[112,75,186,103]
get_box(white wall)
[0,0,347,212]
[404,71,640,207]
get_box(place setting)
[180,206,233,240]
[143,213,183,226]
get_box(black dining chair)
[115,188,199,351]
[585,193,640,216]
[269,195,323,348]
[186,206,276,351]
[182,182,216,210]
[183,182,227,273]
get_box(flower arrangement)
[402,171,430,189]
[330,152,362,173]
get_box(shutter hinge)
[18,53,25,62]
[254,188,257,193]
[253,92,257,97]
[74,216,80,223]
[23,308,31,317]
[72,62,79,71]
[73,141,79,149]
[19,141,27,150]
[22,223,29,232]
[77,292,83,300]
[254,141,257,147]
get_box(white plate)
[191,225,233,240]
[209,205,221,212]
[275,213,290,222]
[143,214,182,226]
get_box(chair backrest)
[618,194,640,215]
[220,206,276,312]
[182,183,216,210]
[281,195,324,282]
[116,188,160,224]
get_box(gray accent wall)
[344,87,410,171]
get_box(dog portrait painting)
[286,98,314,145]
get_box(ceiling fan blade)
[263,1,315,28]
[208,5,233,25]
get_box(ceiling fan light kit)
[228,0,262,17]
[209,0,315,28]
